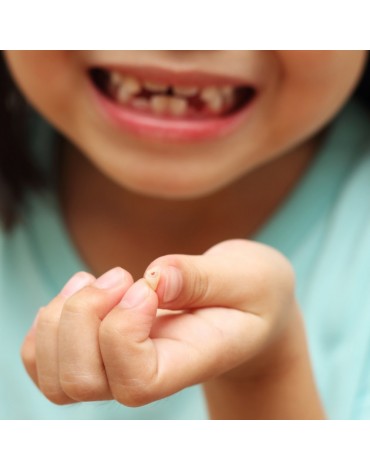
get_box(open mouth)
[89,67,256,121]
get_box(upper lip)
[89,63,256,89]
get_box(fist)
[22,239,296,407]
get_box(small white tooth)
[115,76,141,104]
[144,81,169,93]
[221,85,233,98]
[173,85,198,97]
[131,97,150,111]
[168,97,188,117]
[221,86,235,107]
[200,86,224,112]
[121,76,141,95]
[200,86,221,102]
[208,95,224,112]
[110,71,124,87]
[150,95,169,114]
[116,85,132,104]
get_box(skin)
[3,50,367,418]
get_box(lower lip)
[87,79,256,143]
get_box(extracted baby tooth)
[144,267,161,291]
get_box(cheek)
[276,51,366,103]
[3,51,81,128]
[263,51,367,147]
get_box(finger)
[150,306,269,390]
[99,279,159,406]
[21,311,43,389]
[35,272,95,404]
[144,239,295,314]
[58,267,134,402]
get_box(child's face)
[4,51,367,199]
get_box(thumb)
[144,239,295,314]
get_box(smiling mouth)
[88,67,256,120]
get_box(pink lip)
[86,67,257,143]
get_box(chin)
[121,174,225,200]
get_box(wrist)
[220,299,306,383]
[203,302,325,419]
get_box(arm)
[204,305,325,419]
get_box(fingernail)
[93,267,125,289]
[120,279,150,308]
[162,266,183,303]
[60,272,92,298]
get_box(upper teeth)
[144,81,169,93]
[107,71,237,116]
[173,85,198,97]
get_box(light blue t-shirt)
[1,98,370,419]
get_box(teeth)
[149,96,188,117]
[221,86,236,108]
[150,95,169,115]
[200,86,224,112]
[221,85,233,97]
[116,85,141,104]
[173,85,198,97]
[121,76,141,94]
[131,97,150,111]
[168,97,188,116]
[107,70,237,116]
[110,71,124,87]
[113,75,141,104]
[208,95,223,112]
[116,86,132,104]
[144,81,169,93]
[221,85,233,101]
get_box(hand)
[21,239,298,407]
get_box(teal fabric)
[1,99,370,419]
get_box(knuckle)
[181,258,210,306]
[60,373,106,402]
[36,305,53,324]
[62,287,104,315]
[39,381,71,405]
[99,314,121,343]
[204,238,249,255]
[110,380,155,408]
[20,338,34,365]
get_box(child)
[0,51,369,419]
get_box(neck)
[58,135,323,278]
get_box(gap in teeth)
[91,68,254,117]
